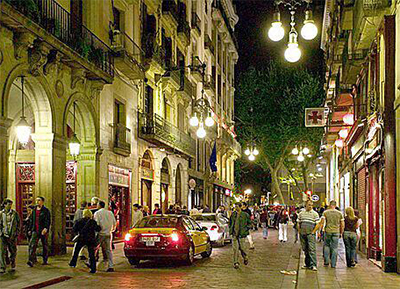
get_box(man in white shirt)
[132,204,143,227]
[94,200,116,272]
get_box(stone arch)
[141,150,155,171]
[175,163,183,206]
[160,157,171,213]
[63,93,99,148]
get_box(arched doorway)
[4,74,54,242]
[160,158,170,213]
[141,151,154,212]
[175,164,183,206]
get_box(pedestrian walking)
[0,199,21,273]
[24,205,35,240]
[94,200,116,272]
[292,209,299,243]
[260,208,269,239]
[27,196,51,267]
[229,202,252,269]
[73,201,88,261]
[343,207,359,267]
[278,209,289,242]
[320,200,344,268]
[242,203,255,249]
[298,200,321,271]
[132,204,143,227]
[69,209,101,273]
[153,203,162,215]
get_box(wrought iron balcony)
[3,0,114,80]
[112,123,131,157]
[162,0,179,26]
[111,30,144,80]
[191,12,201,36]
[138,113,196,157]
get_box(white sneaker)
[311,266,318,271]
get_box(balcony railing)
[143,35,167,71]
[191,12,201,34]
[113,123,131,156]
[138,112,196,157]
[178,19,191,43]
[177,74,193,99]
[4,0,114,77]
[221,128,241,156]
[112,31,143,66]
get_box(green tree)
[235,63,324,204]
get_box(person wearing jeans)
[94,201,116,272]
[343,207,359,267]
[298,200,321,271]
[319,200,344,268]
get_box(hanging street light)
[302,147,310,155]
[268,11,285,41]
[339,128,349,139]
[16,76,31,146]
[300,9,318,40]
[268,1,318,62]
[196,122,206,139]
[245,143,259,161]
[204,111,214,127]
[297,153,305,162]
[69,101,81,157]
[189,113,199,127]
[285,17,301,63]
[343,113,354,125]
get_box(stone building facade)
[0,0,240,254]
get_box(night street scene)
[2,0,400,288]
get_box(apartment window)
[114,100,126,126]
[144,85,153,115]
[113,7,122,31]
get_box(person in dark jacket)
[241,203,255,249]
[69,209,101,273]
[260,208,269,239]
[153,203,162,215]
[229,202,252,269]
[0,199,21,273]
[27,196,51,267]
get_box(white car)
[192,213,231,246]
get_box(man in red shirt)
[27,197,51,267]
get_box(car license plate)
[141,236,160,246]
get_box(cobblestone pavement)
[0,228,299,289]
[297,237,400,289]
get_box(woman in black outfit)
[69,209,101,273]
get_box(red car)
[124,215,212,266]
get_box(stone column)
[0,117,11,202]
[32,133,67,255]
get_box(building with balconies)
[321,0,398,273]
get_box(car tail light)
[171,232,179,242]
[210,225,218,231]
[125,233,132,242]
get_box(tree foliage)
[235,62,324,203]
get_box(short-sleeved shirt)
[322,209,344,234]
[298,209,320,234]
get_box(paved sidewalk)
[0,229,300,289]
[297,237,400,289]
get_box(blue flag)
[209,142,217,172]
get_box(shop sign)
[141,167,154,180]
[225,189,231,196]
[311,195,319,202]
[108,165,130,187]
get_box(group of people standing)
[298,200,361,271]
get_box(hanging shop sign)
[109,165,130,187]
[141,167,154,180]
[305,108,328,127]
[311,194,319,202]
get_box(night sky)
[233,0,326,77]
